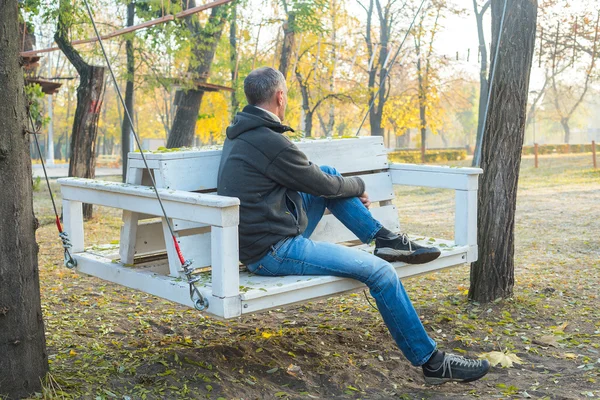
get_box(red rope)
[55,215,63,233]
[172,237,186,265]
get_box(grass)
[29,154,600,399]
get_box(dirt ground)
[29,153,600,399]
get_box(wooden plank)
[360,172,394,203]
[240,251,468,315]
[127,137,389,192]
[389,165,481,191]
[63,200,84,253]
[211,226,240,302]
[120,167,143,264]
[58,179,239,228]
[310,205,400,243]
[72,239,466,319]
[455,190,478,262]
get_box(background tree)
[121,0,135,180]
[166,2,229,148]
[471,0,490,166]
[0,1,48,396]
[55,0,106,218]
[469,0,538,302]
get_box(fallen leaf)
[533,335,559,347]
[479,351,523,368]
[262,331,273,339]
[286,364,304,378]
[564,353,577,359]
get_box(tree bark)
[121,0,135,181]
[0,1,49,397]
[469,0,537,303]
[55,0,105,219]
[279,11,296,79]
[167,2,228,148]
[229,3,239,116]
[472,0,490,166]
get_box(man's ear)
[277,90,284,106]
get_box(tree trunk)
[167,3,227,148]
[561,117,570,143]
[279,12,296,79]
[229,3,239,116]
[0,2,49,397]
[55,0,105,219]
[472,0,490,166]
[469,0,537,303]
[66,66,105,219]
[121,0,135,181]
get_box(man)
[217,67,490,385]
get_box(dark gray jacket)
[217,105,365,264]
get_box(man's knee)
[366,262,399,292]
[320,165,340,176]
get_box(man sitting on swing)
[217,67,490,385]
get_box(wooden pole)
[593,140,597,169]
[534,142,539,168]
[20,0,234,57]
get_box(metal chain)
[82,0,206,310]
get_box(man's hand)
[359,192,371,209]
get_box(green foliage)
[24,83,49,129]
[287,0,329,33]
[32,176,42,192]
[388,148,467,163]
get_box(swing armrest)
[389,163,482,262]
[58,177,239,226]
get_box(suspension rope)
[355,0,428,136]
[26,106,77,269]
[473,0,508,167]
[81,0,207,311]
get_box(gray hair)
[243,67,286,106]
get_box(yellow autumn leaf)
[69,349,77,356]
[262,331,273,339]
[564,353,578,359]
[479,351,522,368]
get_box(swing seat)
[57,136,482,319]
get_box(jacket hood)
[226,105,294,139]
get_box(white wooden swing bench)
[57,136,482,319]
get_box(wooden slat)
[361,172,394,203]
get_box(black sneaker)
[422,352,490,385]
[374,233,441,264]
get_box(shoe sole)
[423,368,490,385]
[374,248,441,265]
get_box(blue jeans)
[247,166,437,366]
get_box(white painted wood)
[127,137,388,192]
[131,220,167,257]
[358,172,395,203]
[62,199,84,253]
[58,179,239,227]
[390,163,481,191]
[120,167,144,264]
[70,238,467,319]
[455,190,478,247]
[161,219,183,277]
[240,252,468,314]
[211,226,240,300]
[310,205,400,243]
